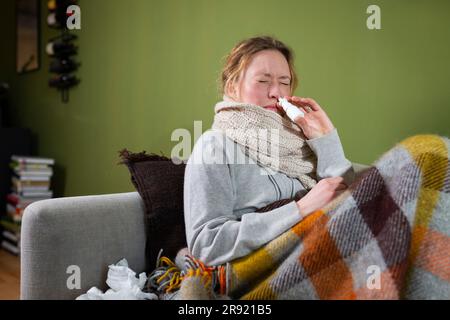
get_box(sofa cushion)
[119,149,187,271]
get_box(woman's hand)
[296,177,348,218]
[282,96,335,140]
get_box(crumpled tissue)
[76,258,158,300]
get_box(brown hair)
[219,36,299,99]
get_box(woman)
[184,36,355,266]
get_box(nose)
[269,86,282,102]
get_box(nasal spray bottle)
[278,97,305,122]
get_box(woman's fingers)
[289,96,321,112]
[293,115,307,126]
[336,183,348,191]
[286,97,308,111]
[325,177,348,191]
[302,98,321,111]
[283,96,309,114]
[335,184,349,194]
[333,190,346,198]
[329,176,345,184]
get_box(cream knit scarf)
[211,96,318,190]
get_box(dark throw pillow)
[119,149,187,271]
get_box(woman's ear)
[224,84,236,101]
[228,80,241,102]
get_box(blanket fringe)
[147,250,227,297]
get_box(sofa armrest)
[20,191,147,300]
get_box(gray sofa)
[20,163,371,300]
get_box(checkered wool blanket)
[161,134,450,300]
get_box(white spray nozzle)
[278,97,305,122]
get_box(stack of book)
[1,155,55,255]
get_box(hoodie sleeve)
[306,128,355,186]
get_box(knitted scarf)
[211,96,318,190]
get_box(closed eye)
[258,80,289,85]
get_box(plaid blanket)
[161,134,450,300]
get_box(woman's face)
[233,49,292,114]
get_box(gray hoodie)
[183,128,355,266]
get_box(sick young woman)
[183,36,355,266]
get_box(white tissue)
[278,97,305,122]
[76,258,158,300]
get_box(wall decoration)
[16,0,40,74]
[46,0,80,103]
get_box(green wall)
[1,0,450,197]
